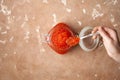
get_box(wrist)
[112,47,120,63]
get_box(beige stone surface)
[0,0,120,80]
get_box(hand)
[92,26,120,63]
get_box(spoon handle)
[80,32,99,40]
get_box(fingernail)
[99,27,103,31]
[91,31,94,34]
[92,36,96,39]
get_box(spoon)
[80,32,99,40]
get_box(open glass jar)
[79,26,100,52]
[46,23,77,54]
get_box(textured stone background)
[0,0,120,80]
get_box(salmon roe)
[47,23,79,54]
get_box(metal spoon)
[80,32,99,40]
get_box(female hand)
[92,26,120,63]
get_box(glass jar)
[79,26,100,52]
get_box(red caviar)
[48,23,79,54]
[66,37,80,47]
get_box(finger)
[92,35,96,39]
[103,27,115,34]
[92,26,99,34]
[92,26,100,39]
[103,27,118,41]
[98,27,111,41]
[92,35,99,40]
